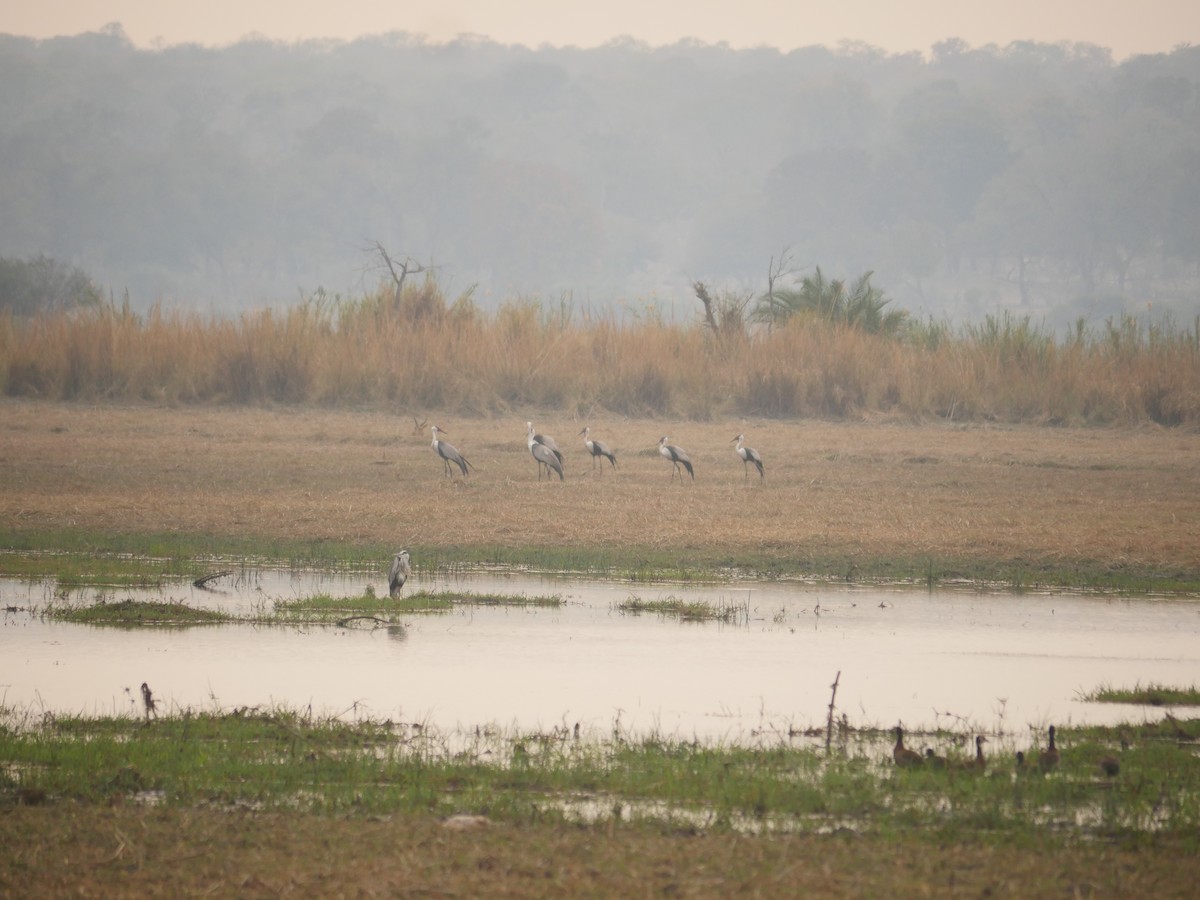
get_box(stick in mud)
[826,670,841,756]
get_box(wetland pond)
[3,569,1198,743]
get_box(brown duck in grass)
[1038,725,1061,773]
[956,735,988,773]
[893,725,923,768]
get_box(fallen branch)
[193,571,232,589]
[336,615,390,628]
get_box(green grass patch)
[4,525,1200,595]
[616,594,747,623]
[1080,682,1200,707]
[38,588,564,630]
[43,598,235,627]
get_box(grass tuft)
[617,594,748,623]
[1080,682,1200,707]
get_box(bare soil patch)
[2,400,1198,578]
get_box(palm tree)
[753,267,908,337]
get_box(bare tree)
[763,247,800,333]
[364,241,430,310]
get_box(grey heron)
[657,436,694,482]
[579,426,617,472]
[430,425,472,477]
[527,424,564,480]
[731,433,764,479]
[388,549,412,598]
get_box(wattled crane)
[526,422,564,480]
[731,433,764,480]
[388,549,412,598]
[579,426,617,472]
[527,422,563,463]
[657,436,694,482]
[527,423,564,480]
[430,425,472,478]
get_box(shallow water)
[2,569,1197,743]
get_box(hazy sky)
[2,0,1198,58]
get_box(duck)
[923,747,948,769]
[956,735,987,773]
[1038,725,1060,773]
[893,725,923,768]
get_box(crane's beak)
[578,428,587,436]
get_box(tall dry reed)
[1,289,1197,426]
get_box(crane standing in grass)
[526,422,564,479]
[430,425,472,478]
[527,423,564,480]
[657,436,694,482]
[388,549,412,598]
[579,427,617,472]
[731,433,764,480]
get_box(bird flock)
[425,421,767,483]
[891,723,1110,776]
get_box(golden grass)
[2,293,1198,425]
[2,400,1198,580]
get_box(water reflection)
[2,568,1197,743]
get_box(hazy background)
[1,3,1198,326]
[6,1,1198,58]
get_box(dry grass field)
[3,399,1198,583]
[5,806,1198,899]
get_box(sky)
[1,0,1198,59]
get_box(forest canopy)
[0,26,1197,327]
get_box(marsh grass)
[617,594,748,623]
[1080,682,1200,707]
[38,588,563,629]
[272,589,563,622]
[2,707,1197,842]
[0,546,198,588]
[2,288,1198,425]
[43,598,235,627]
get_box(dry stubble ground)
[3,400,1200,894]
[1,399,1198,580]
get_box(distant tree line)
[0,255,103,315]
[0,25,1197,326]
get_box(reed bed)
[2,287,1198,426]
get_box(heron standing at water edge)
[430,425,472,478]
[657,436,694,482]
[731,433,764,480]
[388,549,411,598]
[579,427,617,472]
